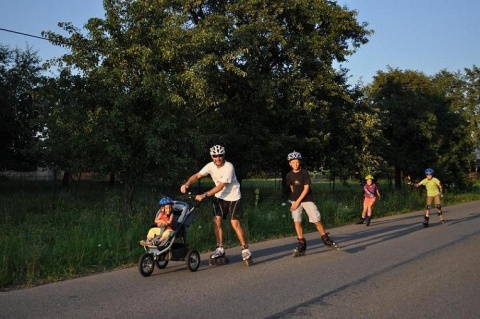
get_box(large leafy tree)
[42,0,371,209]
[463,66,480,147]
[366,67,475,189]
[43,1,204,212]
[366,69,441,188]
[0,45,45,171]
[171,0,372,177]
[430,68,478,186]
[36,72,105,186]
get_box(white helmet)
[287,151,302,161]
[209,145,225,155]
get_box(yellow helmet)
[365,174,374,180]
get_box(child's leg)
[357,198,369,224]
[291,205,304,238]
[365,198,376,226]
[366,197,376,217]
[361,198,368,218]
[140,228,161,245]
[423,197,434,227]
[314,221,326,235]
[146,227,161,240]
[425,196,433,217]
[294,221,304,238]
[157,230,172,245]
[434,195,445,223]
[302,202,326,236]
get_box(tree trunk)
[394,166,402,190]
[109,173,116,186]
[61,170,72,187]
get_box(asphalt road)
[1,201,479,319]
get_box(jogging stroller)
[138,195,200,277]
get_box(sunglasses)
[212,155,224,158]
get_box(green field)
[1,178,479,290]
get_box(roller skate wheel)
[293,249,306,257]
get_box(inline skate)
[365,216,372,226]
[423,216,429,227]
[356,217,366,224]
[437,212,445,224]
[241,245,253,266]
[293,238,307,257]
[322,233,340,250]
[209,244,229,266]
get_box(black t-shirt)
[285,169,315,202]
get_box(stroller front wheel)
[138,253,155,277]
[186,249,201,272]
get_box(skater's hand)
[194,194,205,202]
[290,201,299,211]
[180,184,189,194]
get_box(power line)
[0,27,49,41]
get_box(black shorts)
[212,198,243,220]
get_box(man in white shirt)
[181,145,252,265]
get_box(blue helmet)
[158,196,174,206]
[424,168,434,175]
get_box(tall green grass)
[1,178,479,289]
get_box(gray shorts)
[291,201,321,223]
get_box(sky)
[1,0,479,84]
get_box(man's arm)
[196,182,227,202]
[181,172,204,193]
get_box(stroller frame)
[138,196,201,277]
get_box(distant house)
[0,168,60,181]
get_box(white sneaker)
[241,248,251,260]
[210,247,225,258]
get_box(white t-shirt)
[199,161,241,201]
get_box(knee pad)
[426,205,432,210]
[436,204,441,210]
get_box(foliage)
[365,67,477,189]
[462,66,480,147]
[38,0,372,211]
[0,45,45,171]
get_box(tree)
[463,66,480,148]
[180,0,373,178]
[0,45,46,171]
[430,68,478,187]
[41,0,372,210]
[366,67,475,189]
[43,0,209,212]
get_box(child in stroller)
[138,195,200,276]
[140,196,175,246]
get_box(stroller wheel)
[186,249,200,272]
[138,253,155,277]
[155,254,169,269]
